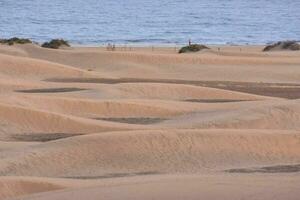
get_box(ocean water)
[0,0,299,45]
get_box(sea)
[0,0,299,45]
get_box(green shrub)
[0,37,32,45]
[41,39,70,49]
[263,41,300,51]
[178,44,209,53]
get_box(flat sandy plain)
[0,44,300,200]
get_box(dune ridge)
[0,129,299,177]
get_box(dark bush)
[263,41,300,51]
[179,44,209,53]
[41,39,70,49]
[0,37,32,45]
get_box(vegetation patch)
[178,44,209,53]
[0,37,32,45]
[184,99,251,103]
[41,39,70,49]
[11,133,82,142]
[225,164,300,173]
[94,117,167,125]
[64,171,160,179]
[16,87,86,93]
[263,41,300,51]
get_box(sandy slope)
[0,44,300,200]
[160,99,300,130]
[3,44,300,82]
[0,177,66,200]
[1,129,299,177]
[10,174,300,200]
[0,54,89,80]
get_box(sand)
[0,43,300,200]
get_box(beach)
[0,43,300,200]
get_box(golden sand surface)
[0,44,300,200]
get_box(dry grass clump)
[41,39,70,49]
[0,37,32,45]
[179,44,209,53]
[263,41,300,51]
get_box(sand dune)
[0,129,299,177]
[110,82,268,100]
[16,44,300,66]
[0,102,136,140]
[0,44,29,57]
[2,44,300,82]
[0,96,195,118]
[0,53,90,80]
[160,99,300,130]
[0,93,267,118]
[0,141,38,154]
[10,174,300,200]
[0,177,66,200]
[1,44,300,200]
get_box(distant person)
[107,43,112,51]
[189,39,191,46]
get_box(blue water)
[0,0,299,45]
